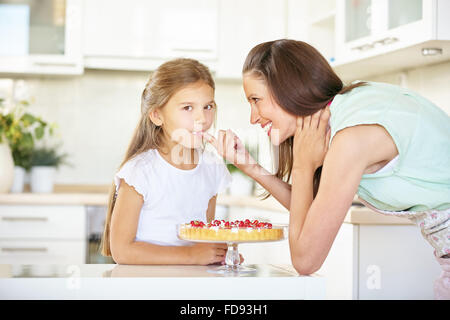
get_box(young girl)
[206,39,450,299]
[100,58,233,265]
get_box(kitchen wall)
[1,58,449,185]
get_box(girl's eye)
[204,104,214,110]
[253,98,260,103]
[183,106,193,111]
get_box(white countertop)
[0,264,325,300]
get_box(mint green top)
[329,81,450,212]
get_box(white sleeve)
[215,160,232,195]
[114,158,149,202]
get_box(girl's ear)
[149,110,163,126]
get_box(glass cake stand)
[177,224,288,275]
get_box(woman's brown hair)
[243,39,366,199]
[100,58,215,257]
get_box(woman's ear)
[149,110,163,126]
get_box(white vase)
[229,172,254,196]
[30,166,56,193]
[0,141,14,193]
[10,166,26,193]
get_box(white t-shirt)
[114,148,232,246]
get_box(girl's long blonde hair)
[100,58,215,257]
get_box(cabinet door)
[383,0,435,46]
[0,205,86,240]
[216,0,287,79]
[0,240,85,264]
[83,0,218,62]
[0,0,82,75]
[358,225,442,299]
[316,223,358,300]
[335,0,444,65]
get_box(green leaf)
[35,126,44,139]
[21,113,37,125]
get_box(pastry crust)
[178,220,284,242]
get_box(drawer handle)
[2,217,48,222]
[2,247,48,253]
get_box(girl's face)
[243,73,297,146]
[153,81,216,149]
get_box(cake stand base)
[207,265,256,275]
[207,242,256,274]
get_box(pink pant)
[434,253,450,300]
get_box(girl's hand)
[189,243,228,265]
[203,130,257,171]
[293,106,331,171]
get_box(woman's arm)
[204,131,292,210]
[289,128,368,274]
[242,163,292,209]
[110,180,227,265]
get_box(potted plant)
[0,105,14,192]
[29,144,69,193]
[0,97,53,192]
[226,143,258,196]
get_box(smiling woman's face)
[243,73,297,146]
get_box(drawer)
[0,205,86,240]
[0,240,86,264]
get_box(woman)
[205,39,450,299]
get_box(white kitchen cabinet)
[287,0,337,63]
[357,225,441,299]
[83,0,219,71]
[0,0,83,75]
[0,240,85,264]
[216,0,287,79]
[0,205,86,264]
[318,207,442,299]
[333,0,450,80]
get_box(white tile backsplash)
[2,59,449,184]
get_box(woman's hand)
[293,106,331,171]
[189,243,228,265]
[203,130,257,172]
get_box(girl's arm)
[206,194,217,223]
[110,180,227,265]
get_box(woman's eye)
[204,104,214,110]
[252,98,259,103]
[183,106,192,111]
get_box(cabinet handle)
[351,37,399,51]
[373,37,398,46]
[2,247,48,253]
[1,217,48,222]
[351,43,374,51]
[32,62,77,67]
